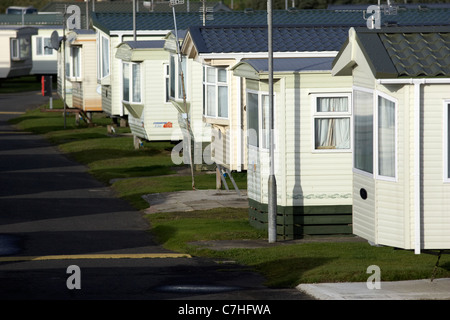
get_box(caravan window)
[353,89,374,174]
[313,94,351,151]
[36,37,53,56]
[445,101,450,182]
[169,54,187,101]
[122,62,141,104]
[203,66,229,119]
[377,95,397,179]
[97,34,110,79]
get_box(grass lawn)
[9,98,450,288]
[0,76,43,94]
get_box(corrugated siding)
[353,172,376,242]
[82,40,101,111]
[283,73,353,207]
[247,145,261,202]
[421,84,450,249]
[72,81,82,109]
[143,58,181,141]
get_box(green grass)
[147,208,450,287]
[9,99,450,288]
[0,76,43,94]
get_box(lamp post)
[267,0,277,243]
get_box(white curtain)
[315,97,350,149]
[101,36,109,77]
[378,96,395,177]
[218,86,228,118]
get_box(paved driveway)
[0,91,310,302]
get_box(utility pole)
[267,0,277,243]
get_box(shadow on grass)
[91,164,176,183]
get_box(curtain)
[315,97,350,149]
[378,96,395,177]
[44,38,52,55]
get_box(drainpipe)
[378,78,450,254]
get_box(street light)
[267,0,277,243]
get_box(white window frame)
[11,38,20,60]
[246,89,276,150]
[169,53,187,101]
[375,92,398,182]
[311,93,352,153]
[164,63,170,103]
[352,86,375,178]
[122,61,142,104]
[444,100,450,183]
[97,34,110,80]
[65,45,82,80]
[203,65,229,119]
[36,36,53,56]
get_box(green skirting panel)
[248,199,352,240]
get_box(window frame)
[121,61,142,104]
[169,53,187,101]
[203,65,229,119]
[97,34,110,80]
[312,93,352,153]
[36,36,53,56]
[375,92,398,182]
[246,89,275,150]
[11,38,19,60]
[352,86,375,177]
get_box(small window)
[71,47,81,78]
[169,54,187,101]
[164,63,170,102]
[203,66,229,118]
[36,37,53,56]
[97,35,110,79]
[11,39,19,59]
[377,95,396,179]
[247,92,259,147]
[122,62,141,104]
[246,90,273,149]
[313,95,351,151]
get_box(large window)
[203,66,228,118]
[122,62,141,104]
[353,89,374,174]
[313,95,351,151]
[377,95,396,179]
[97,34,110,79]
[36,37,53,56]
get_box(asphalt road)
[0,91,310,304]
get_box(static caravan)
[179,24,361,176]
[332,26,450,253]
[0,26,37,78]
[91,12,177,123]
[115,40,182,142]
[233,55,354,239]
[65,29,102,113]
[31,26,62,76]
